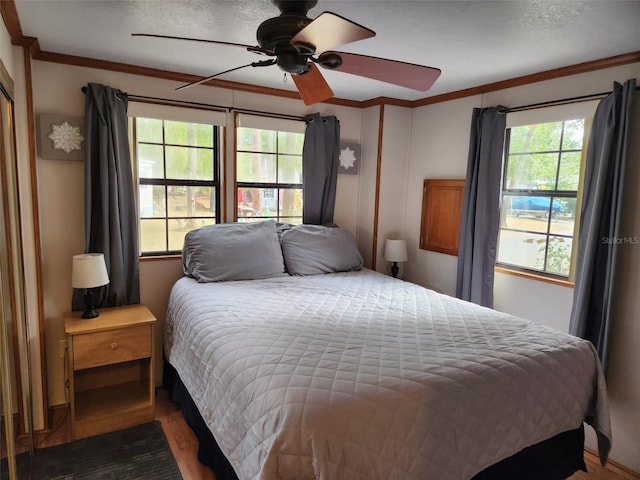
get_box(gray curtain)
[569,79,636,371]
[456,107,506,308]
[302,113,340,225]
[73,83,140,309]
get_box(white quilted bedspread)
[164,269,611,480]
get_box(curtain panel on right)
[569,79,636,372]
[302,113,340,225]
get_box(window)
[133,117,220,254]
[497,118,589,279]
[236,125,304,223]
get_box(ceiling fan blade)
[291,12,375,54]
[132,33,273,55]
[318,51,441,91]
[176,60,276,92]
[292,64,334,105]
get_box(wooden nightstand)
[64,304,156,440]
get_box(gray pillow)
[182,220,286,282]
[280,225,363,275]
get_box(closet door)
[0,69,32,478]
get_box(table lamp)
[72,253,109,319]
[384,239,408,278]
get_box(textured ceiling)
[14,0,640,103]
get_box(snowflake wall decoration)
[48,121,84,154]
[338,143,360,175]
[339,146,357,170]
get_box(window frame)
[131,116,222,256]
[235,125,304,223]
[496,116,591,282]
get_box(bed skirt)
[163,360,587,480]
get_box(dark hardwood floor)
[5,388,636,480]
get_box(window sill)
[494,266,574,288]
[139,254,181,262]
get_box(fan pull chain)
[283,73,287,83]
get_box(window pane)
[237,187,258,218]
[557,152,581,190]
[497,230,548,271]
[139,185,165,218]
[278,217,303,225]
[140,219,167,252]
[278,155,303,183]
[562,119,585,150]
[505,153,558,190]
[237,152,277,183]
[549,198,576,235]
[237,127,277,152]
[164,121,213,147]
[167,186,216,218]
[277,132,304,154]
[165,146,213,180]
[506,195,563,221]
[545,236,573,276]
[138,144,164,178]
[508,122,562,153]
[168,218,216,251]
[503,199,549,234]
[237,187,278,217]
[136,118,162,143]
[280,188,303,217]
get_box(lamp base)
[82,289,100,319]
[82,307,99,319]
[391,262,399,278]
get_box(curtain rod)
[80,86,305,121]
[503,85,640,113]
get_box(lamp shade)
[71,253,109,289]
[384,239,408,262]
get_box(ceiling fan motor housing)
[258,0,318,75]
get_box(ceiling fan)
[133,0,441,105]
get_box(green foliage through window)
[134,117,220,255]
[236,127,304,223]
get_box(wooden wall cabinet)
[419,179,465,256]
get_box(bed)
[163,221,611,480]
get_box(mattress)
[164,269,611,480]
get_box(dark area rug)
[1,421,182,479]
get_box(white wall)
[30,60,364,407]
[404,95,481,294]
[376,105,412,275]
[393,63,640,472]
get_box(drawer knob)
[110,342,118,350]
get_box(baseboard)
[585,448,640,479]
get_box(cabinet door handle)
[110,342,118,350]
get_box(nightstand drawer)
[73,324,151,370]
